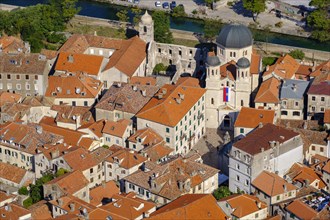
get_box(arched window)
[230,52,232,57]
[212,70,214,75]
[241,100,244,106]
[226,81,229,87]
[224,115,231,127]
[241,71,244,78]
[211,98,214,105]
[233,52,236,57]
[144,26,147,33]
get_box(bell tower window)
[144,26,147,33]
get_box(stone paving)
[187,128,231,169]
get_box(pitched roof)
[234,107,275,128]
[0,191,15,204]
[219,61,236,81]
[0,122,63,154]
[250,53,261,75]
[252,171,297,197]
[128,127,163,146]
[100,192,156,219]
[0,35,27,53]
[234,123,299,155]
[285,163,326,189]
[0,203,31,220]
[149,194,227,219]
[45,73,103,99]
[45,170,89,195]
[322,160,330,174]
[49,195,96,216]
[95,82,159,115]
[52,105,94,127]
[0,53,48,75]
[280,79,310,99]
[324,109,330,124]
[308,81,330,96]
[297,129,328,153]
[59,34,146,77]
[0,162,27,184]
[0,92,22,107]
[142,141,173,162]
[137,82,206,127]
[62,147,101,171]
[106,147,147,169]
[286,200,318,219]
[28,200,52,220]
[222,194,267,218]
[124,156,219,200]
[255,77,280,103]
[55,52,104,75]
[89,181,120,207]
[310,60,330,77]
[130,76,157,86]
[263,54,300,79]
[102,119,131,137]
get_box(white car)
[155,1,161,7]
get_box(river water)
[1,0,329,52]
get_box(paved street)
[187,128,227,169]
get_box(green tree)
[23,197,33,208]
[172,5,187,18]
[116,10,129,23]
[307,1,330,42]
[289,49,305,60]
[50,0,80,22]
[153,63,167,74]
[29,173,55,204]
[242,0,266,21]
[152,11,173,43]
[18,186,29,195]
[56,168,69,177]
[204,19,222,41]
[131,7,143,25]
[213,186,231,200]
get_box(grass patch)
[262,57,277,67]
[173,38,199,47]
[66,22,126,39]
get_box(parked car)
[134,0,139,4]
[170,1,176,9]
[155,1,161,7]
[163,2,170,9]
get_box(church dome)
[216,24,253,49]
[141,10,152,25]
[206,55,221,67]
[237,57,250,68]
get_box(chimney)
[266,65,269,71]
[304,179,310,187]
[82,208,89,219]
[292,83,297,91]
[176,98,181,104]
[269,141,275,148]
[256,201,262,209]
[57,198,63,207]
[132,85,138,91]
[261,147,264,152]
[76,115,81,130]
[51,149,59,159]
[141,89,147,97]
[4,204,11,212]
[117,82,121,88]
[283,184,287,192]
[69,203,75,212]
[67,55,74,63]
[258,122,263,128]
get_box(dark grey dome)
[206,55,221,66]
[216,24,253,48]
[236,57,250,68]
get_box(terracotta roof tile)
[100,192,156,219]
[128,127,163,146]
[52,105,94,127]
[310,60,330,77]
[222,194,267,218]
[0,191,15,204]
[263,54,300,79]
[0,35,27,54]
[102,119,131,137]
[322,160,330,174]
[55,52,104,75]
[234,107,275,128]
[130,76,157,86]
[106,147,147,169]
[149,194,227,219]
[142,141,173,162]
[308,81,330,96]
[252,171,297,197]
[324,109,330,124]
[45,170,89,195]
[137,82,206,127]
[62,148,102,171]
[0,92,22,107]
[0,203,31,220]
[28,200,52,220]
[45,73,103,99]
[250,53,261,75]
[0,162,28,184]
[95,82,159,115]
[285,163,326,189]
[286,200,318,219]
[89,181,120,207]
[234,123,299,155]
[255,77,280,103]
[49,195,96,216]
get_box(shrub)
[23,197,33,208]
[192,9,198,15]
[227,1,234,6]
[275,21,283,28]
[153,63,167,74]
[18,186,29,195]
[289,49,305,60]
[172,5,186,17]
[262,57,277,67]
[102,145,109,149]
[213,186,231,200]
[56,168,69,177]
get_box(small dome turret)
[236,57,250,68]
[141,10,152,25]
[206,55,221,67]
